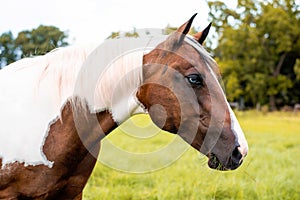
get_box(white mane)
[0,39,149,167]
[73,47,146,123]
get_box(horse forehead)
[170,43,214,76]
[152,46,205,72]
[182,39,221,78]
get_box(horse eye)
[186,74,204,87]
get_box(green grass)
[83,111,300,200]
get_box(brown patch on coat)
[0,99,117,199]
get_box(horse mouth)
[207,153,243,171]
[208,153,227,171]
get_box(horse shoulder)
[0,99,117,199]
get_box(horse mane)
[70,47,145,123]
[1,44,98,109]
[38,45,99,108]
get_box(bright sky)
[0,0,237,45]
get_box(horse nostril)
[232,146,242,159]
[231,146,243,167]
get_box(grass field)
[83,111,300,200]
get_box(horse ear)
[177,13,198,35]
[194,22,212,45]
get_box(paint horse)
[0,14,248,199]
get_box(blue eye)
[186,74,204,87]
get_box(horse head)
[137,14,248,170]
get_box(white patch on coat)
[0,40,150,168]
[0,45,97,167]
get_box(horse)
[0,14,248,199]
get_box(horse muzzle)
[207,146,245,171]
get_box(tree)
[0,32,16,68]
[0,25,68,68]
[163,24,178,35]
[208,0,300,110]
[107,31,121,39]
[107,25,199,39]
[107,28,139,39]
[295,59,300,80]
[15,25,68,58]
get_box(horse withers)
[0,14,248,199]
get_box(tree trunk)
[269,53,288,111]
[269,95,277,111]
[273,53,287,77]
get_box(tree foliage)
[295,59,300,80]
[0,31,16,68]
[107,25,198,39]
[0,25,68,68]
[107,28,139,39]
[208,0,300,110]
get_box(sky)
[0,0,238,45]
